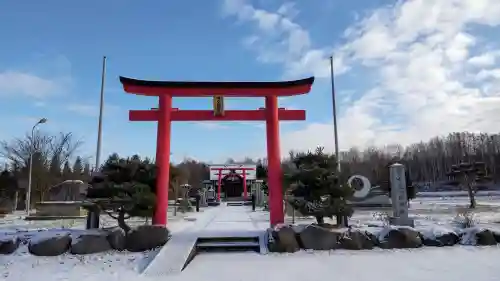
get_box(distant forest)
[338,132,500,188]
[2,131,500,207]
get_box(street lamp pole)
[26,118,48,216]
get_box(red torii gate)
[210,166,255,201]
[119,76,314,226]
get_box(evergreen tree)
[72,156,83,179]
[256,161,268,195]
[62,161,72,180]
[0,168,18,202]
[85,154,182,232]
[287,147,354,225]
[83,162,91,182]
[49,154,62,180]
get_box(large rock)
[268,225,300,253]
[460,228,498,246]
[28,231,71,256]
[492,231,500,243]
[379,227,422,249]
[0,235,20,254]
[298,224,342,250]
[339,230,376,250]
[125,225,170,252]
[70,230,111,255]
[105,227,126,251]
[421,227,459,247]
[475,229,497,246]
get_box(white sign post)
[389,163,414,227]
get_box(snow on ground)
[0,205,196,232]
[2,197,500,281]
[4,245,500,281]
[1,245,146,281]
[183,247,500,281]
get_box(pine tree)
[72,156,83,179]
[86,154,183,232]
[62,161,72,180]
[287,147,354,225]
[49,154,62,180]
[83,162,91,182]
[256,161,268,195]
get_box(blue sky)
[1,0,500,166]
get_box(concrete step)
[198,236,259,243]
[197,241,260,248]
[196,236,261,252]
[225,197,248,201]
[226,201,252,206]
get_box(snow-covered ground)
[2,197,500,281]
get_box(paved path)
[199,204,263,237]
[142,204,265,277]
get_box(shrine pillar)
[217,169,222,201]
[242,170,248,199]
[154,95,173,225]
[265,95,284,225]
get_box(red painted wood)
[122,84,312,97]
[153,95,172,225]
[129,109,306,121]
[217,170,222,202]
[210,168,255,170]
[265,96,284,226]
[243,171,247,200]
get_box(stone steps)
[197,236,260,252]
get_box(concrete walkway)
[142,204,265,277]
[200,204,263,238]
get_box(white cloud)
[66,104,120,117]
[222,0,344,78]
[196,122,229,130]
[468,52,498,67]
[224,0,500,156]
[0,71,66,99]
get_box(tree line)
[1,130,500,211]
[340,132,500,187]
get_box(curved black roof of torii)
[119,76,315,97]
[119,76,314,89]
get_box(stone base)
[389,217,415,227]
[25,215,86,221]
[35,201,83,217]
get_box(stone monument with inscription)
[389,163,414,226]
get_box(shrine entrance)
[119,75,314,226]
[222,171,243,198]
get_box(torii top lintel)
[119,76,314,97]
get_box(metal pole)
[330,56,341,172]
[95,56,107,170]
[26,118,47,215]
[26,127,35,215]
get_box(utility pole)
[95,56,107,170]
[330,56,341,172]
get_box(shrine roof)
[119,76,314,97]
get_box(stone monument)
[389,163,414,227]
[199,187,208,207]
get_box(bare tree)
[0,131,83,203]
